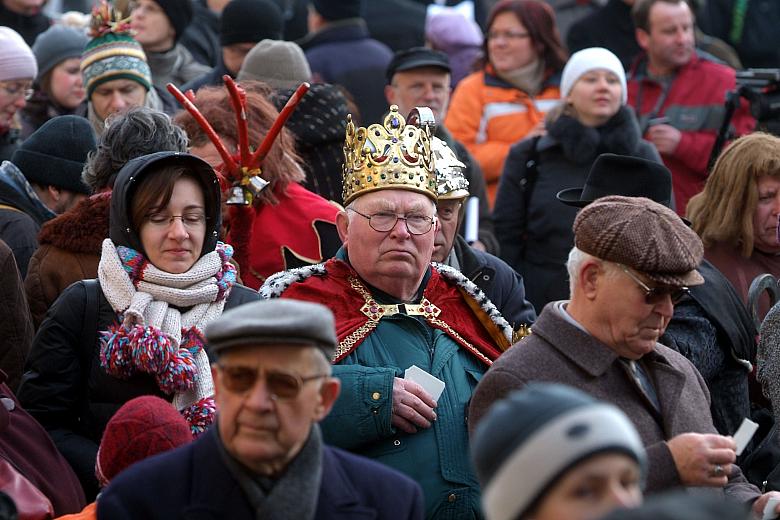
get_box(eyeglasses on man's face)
[619,265,689,305]
[348,207,435,235]
[216,364,328,400]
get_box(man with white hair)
[469,195,780,516]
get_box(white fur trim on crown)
[433,262,513,343]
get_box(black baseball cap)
[386,47,451,84]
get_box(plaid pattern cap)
[573,195,704,287]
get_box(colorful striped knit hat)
[81,1,152,99]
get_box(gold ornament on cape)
[342,105,437,205]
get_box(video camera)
[709,68,780,169]
[735,68,780,129]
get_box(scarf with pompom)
[97,238,236,435]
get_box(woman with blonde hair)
[687,132,780,317]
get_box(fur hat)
[561,47,627,104]
[472,384,646,520]
[0,27,37,81]
[12,115,95,194]
[95,395,192,486]
[311,0,362,21]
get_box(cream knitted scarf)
[97,238,236,434]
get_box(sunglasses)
[216,364,328,399]
[619,265,689,305]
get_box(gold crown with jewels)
[342,105,437,205]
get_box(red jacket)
[627,52,754,214]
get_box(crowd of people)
[1,0,780,518]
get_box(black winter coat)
[17,280,259,499]
[493,106,661,313]
[452,235,536,328]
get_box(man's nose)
[244,378,276,411]
[109,92,127,111]
[390,216,412,238]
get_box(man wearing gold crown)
[261,105,512,518]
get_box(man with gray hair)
[98,298,424,519]
[24,107,188,328]
[469,196,780,516]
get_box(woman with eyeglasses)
[20,25,89,139]
[444,0,567,207]
[18,151,259,499]
[0,27,37,161]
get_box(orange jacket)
[445,68,560,206]
[56,502,96,520]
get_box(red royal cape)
[279,259,504,366]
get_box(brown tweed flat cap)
[573,195,704,287]
[205,299,337,358]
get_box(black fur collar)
[546,106,642,165]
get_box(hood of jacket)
[109,151,222,256]
[0,161,54,226]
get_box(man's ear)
[579,261,602,301]
[635,28,650,51]
[313,377,341,421]
[384,84,396,106]
[336,210,350,243]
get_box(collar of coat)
[533,301,673,377]
[38,191,110,254]
[261,258,512,365]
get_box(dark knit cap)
[12,115,95,194]
[32,25,89,81]
[557,154,673,209]
[151,0,194,41]
[206,299,337,359]
[472,384,646,520]
[573,195,704,287]
[311,0,362,21]
[219,0,283,46]
[95,396,192,485]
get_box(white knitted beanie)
[561,47,627,104]
[0,27,38,81]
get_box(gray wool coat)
[469,302,761,501]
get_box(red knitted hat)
[96,396,193,485]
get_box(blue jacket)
[97,427,424,519]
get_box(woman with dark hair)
[174,81,342,289]
[18,151,259,499]
[445,0,567,206]
[21,25,89,139]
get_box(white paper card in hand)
[734,417,759,456]
[404,365,445,402]
[763,497,780,520]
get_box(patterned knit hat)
[95,395,192,486]
[81,1,152,99]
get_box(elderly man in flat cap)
[469,195,780,517]
[261,106,514,518]
[97,299,424,519]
